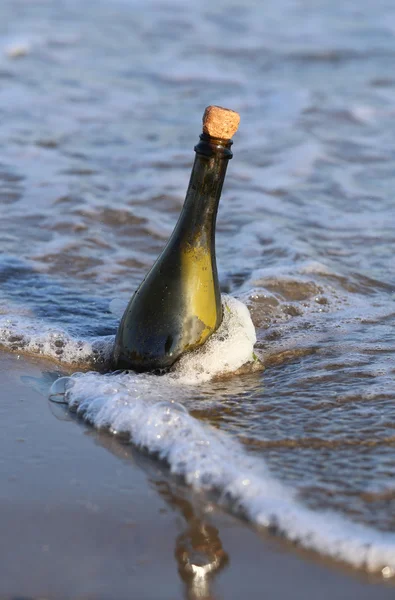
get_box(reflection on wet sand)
[95,432,229,600]
[162,482,229,600]
[176,521,228,600]
[49,397,229,600]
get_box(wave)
[55,368,395,576]
[47,296,395,576]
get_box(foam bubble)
[49,376,73,403]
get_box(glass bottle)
[113,106,240,372]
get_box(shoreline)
[0,350,394,599]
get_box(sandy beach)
[0,349,394,600]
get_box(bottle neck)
[175,134,233,246]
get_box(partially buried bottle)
[113,105,240,372]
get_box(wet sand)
[1,350,394,600]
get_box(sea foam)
[0,314,113,366]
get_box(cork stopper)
[202,105,240,140]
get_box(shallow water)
[1,0,395,575]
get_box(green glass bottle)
[113,106,240,372]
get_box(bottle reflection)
[175,521,228,599]
[158,482,229,600]
[46,381,229,600]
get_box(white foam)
[0,295,257,376]
[172,297,257,383]
[0,315,113,366]
[60,367,395,575]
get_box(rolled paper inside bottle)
[203,106,240,140]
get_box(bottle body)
[113,134,233,372]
